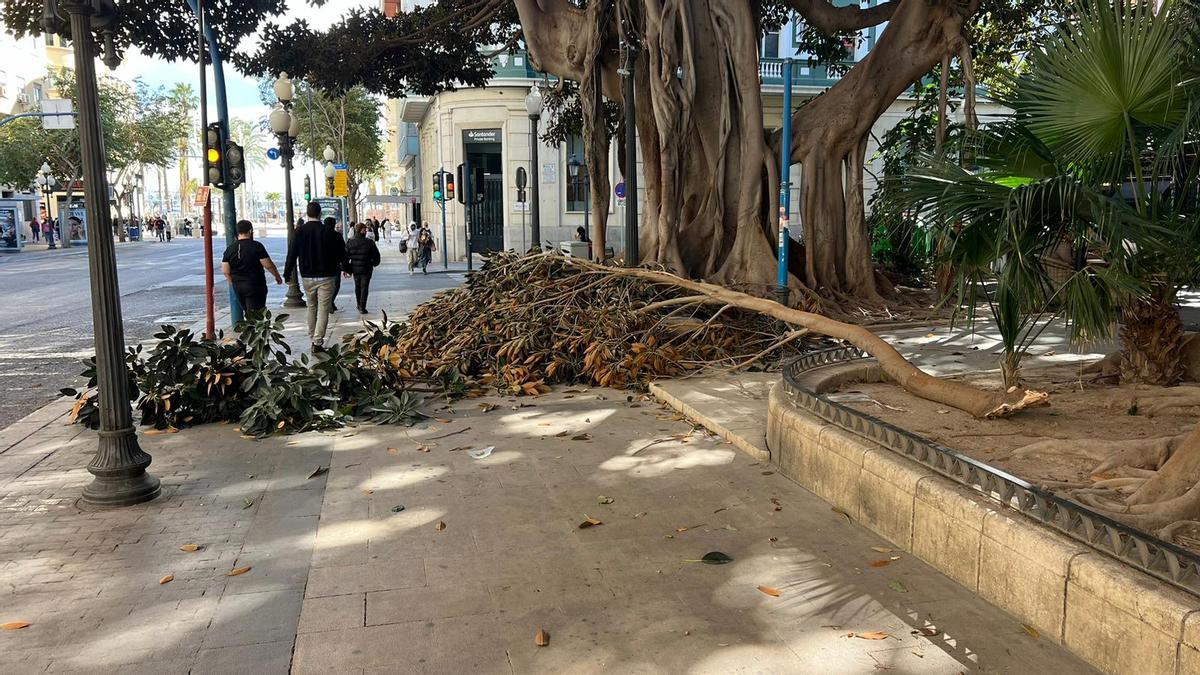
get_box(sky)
[112,0,378,196]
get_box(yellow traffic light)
[207,148,220,163]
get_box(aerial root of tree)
[1014,428,1200,539]
[1112,385,1200,417]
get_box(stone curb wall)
[766,380,1200,675]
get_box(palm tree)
[264,191,282,220]
[886,0,1200,387]
[168,83,197,209]
[228,118,268,220]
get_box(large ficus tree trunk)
[515,0,978,301]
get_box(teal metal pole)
[775,58,794,306]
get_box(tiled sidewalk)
[0,385,1092,673]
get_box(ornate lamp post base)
[283,281,307,307]
[83,428,161,506]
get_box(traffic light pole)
[187,0,241,327]
[198,0,215,339]
[440,169,448,270]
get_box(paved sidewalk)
[0,388,1092,673]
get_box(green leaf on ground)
[888,580,908,593]
[241,497,254,509]
[391,505,406,513]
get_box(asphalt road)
[0,234,464,429]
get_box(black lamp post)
[271,72,305,308]
[524,85,543,248]
[35,162,57,249]
[46,0,160,506]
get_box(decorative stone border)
[768,349,1200,675]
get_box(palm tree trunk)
[1120,291,1186,385]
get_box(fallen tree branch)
[567,257,1047,418]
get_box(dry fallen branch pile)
[346,252,823,396]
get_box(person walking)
[323,216,344,312]
[29,218,39,242]
[418,221,436,274]
[345,222,381,314]
[221,219,283,315]
[42,217,56,249]
[404,223,420,274]
[290,202,348,353]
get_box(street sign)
[266,147,279,161]
[333,163,349,197]
[41,99,74,130]
[614,181,626,199]
[194,186,211,207]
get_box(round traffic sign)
[614,181,626,198]
[267,147,280,161]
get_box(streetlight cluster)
[35,162,57,249]
[270,72,306,308]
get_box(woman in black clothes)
[345,222,381,314]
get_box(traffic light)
[204,123,226,187]
[456,164,466,204]
[432,171,444,202]
[224,139,245,189]
[303,175,311,202]
[444,172,455,201]
[471,165,485,204]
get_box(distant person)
[380,218,391,242]
[323,216,344,312]
[418,222,436,274]
[291,202,348,352]
[345,222,381,314]
[405,223,420,275]
[28,218,39,242]
[371,218,382,242]
[221,220,282,314]
[42,217,56,249]
[574,226,590,242]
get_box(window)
[565,134,588,212]
[763,30,780,59]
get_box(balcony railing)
[758,57,846,88]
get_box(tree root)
[1119,385,1200,417]
[1006,435,1181,474]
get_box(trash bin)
[128,226,140,241]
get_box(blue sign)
[267,147,279,160]
[334,163,348,171]
[614,181,626,199]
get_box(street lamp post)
[524,86,543,248]
[48,0,160,506]
[322,144,336,197]
[35,162,57,249]
[271,73,305,308]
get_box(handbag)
[399,241,408,253]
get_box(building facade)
[390,10,1000,262]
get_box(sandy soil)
[834,364,1199,490]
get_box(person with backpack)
[418,222,437,274]
[345,222,381,314]
[221,220,283,314]
[289,202,349,352]
[403,222,420,274]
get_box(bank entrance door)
[463,129,504,254]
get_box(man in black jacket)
[291,201,348,352]
[345,222,381,314]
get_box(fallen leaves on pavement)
[578,517,604,529]
[757,585,782,597]
[179,544,201,553]
[850,631,890,640]
[159,574,174,585]
[435,521,447,531]
[535,628,550,646]
[1,621,31,630]
[227,566,252,577]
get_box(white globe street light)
[524,85,543,117]
[323,144,336,163]
[273,72,295,105]
[269,105,291,134]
